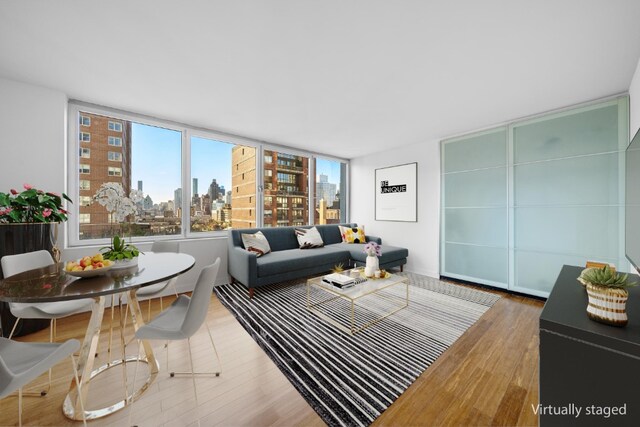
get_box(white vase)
[364,255,379,277]
[111,257,139,270]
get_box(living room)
[1,1,640,426]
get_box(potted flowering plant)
[363,242,382,277]
[0,183,72,224]
[0,183,72,336]
[93,183,143,268]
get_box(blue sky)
[131,123,342,204]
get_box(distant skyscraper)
[208,178,221,201]
[193,178,198,196]
[137,180,143,191]
[174,188,182,210]
[316,174,337,207]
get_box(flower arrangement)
[0,183,72,223]
[93,182,143,223]
[93,183,144,261]
[363,242,382,257]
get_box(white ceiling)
[1,1,640,159]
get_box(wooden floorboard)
[0,283,543,426]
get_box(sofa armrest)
[228,246,258,287]
[366,235,382,244]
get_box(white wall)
[350,141,440,278]
[630,57,640,138]
[0,76,229,294]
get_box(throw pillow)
[241,231,271,257]
[295,226,324,249]
[339,225,366,244]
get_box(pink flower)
[10,189,17,195]
[59,208,68,214]
[42,283,52,289]
[23,183,33,190]
[43,208,52,218]
[0,207,12,215]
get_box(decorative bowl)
[66,264,113,278]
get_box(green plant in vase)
[578,265,637,327]
[100,235,140,261]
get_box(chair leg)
[8,317,20,339]
[18,387,22,427]
[249,288,255,299]
[205,322,222,376]
[186,337,198,404]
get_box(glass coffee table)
[306,269,409,335]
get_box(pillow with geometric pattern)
[241,231,271,257]
[295,226,324,249]
[339,225,366,244]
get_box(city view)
[77,112,345,239]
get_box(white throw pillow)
[241,231,271,257]
[295,226,324,249]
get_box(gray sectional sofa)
[227,223,408,298]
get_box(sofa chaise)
[228,223,408,298]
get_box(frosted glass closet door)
[512,101,627,296]
[441,129,508,287]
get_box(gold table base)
[62,290,159,421]
[306,274,409,335]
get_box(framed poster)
[375,162,417,222]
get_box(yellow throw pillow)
[339,225,366,244]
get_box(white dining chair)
[137,241,180,321]
[132,258,222,403]
[0,337,87,426]
[1,250,95,396]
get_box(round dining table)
[0,251,196,421]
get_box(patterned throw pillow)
[295,226,324,249]
[339,225,366,244]
[241,231,271,257]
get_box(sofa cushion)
[257,246,349,277]
[333,243,409,265]
[241,231,271,257]
[339,225,366,243]
[295,226,324,249]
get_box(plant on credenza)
[578,265,637,327]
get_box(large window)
[263,150,309,227]
[71,109,182,240]
[190,136,256,232]
[68,103,348,245]
[314,157,347,224]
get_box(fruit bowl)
[66,264,113,278]
[65,254,114,278]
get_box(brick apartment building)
[78,112,131,239]
[231,147,309,228]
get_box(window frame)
[108,136,122,146]
[108,120,123,132]
[67,101,349,247]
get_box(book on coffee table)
[322,273,356,288]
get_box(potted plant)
[100,234,140,266]
[93,183,143,268]
[578,266,637,326]
[0,183,72,336]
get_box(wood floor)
[0,285,543,427]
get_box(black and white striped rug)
[215,272,501,427]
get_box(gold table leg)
[62,291,159,421]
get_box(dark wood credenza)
[539,265,640,426]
